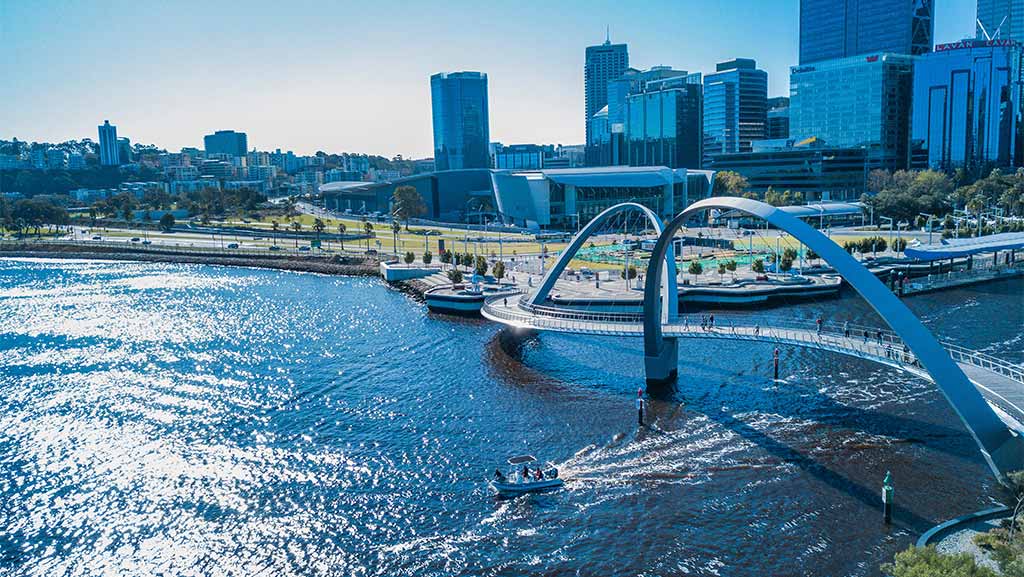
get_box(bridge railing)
[483,296,1024,388]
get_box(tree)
[867,169,893,193]
[780,256,793,272]
[725,259,737,279]
[391,220,401,255]
[717,263,727,281]
[313,218,325,248]
[447,268,463,284]
[492,260,505,283]
[752,258,765,274]
[882,545,997,577]
[363,220,374,250]
[474,255,488,277]
[783,247,798,261]
[440,250,452,265]
[337,222,346,251]
[422,251,433,265]
[713,171,749,197]
[291,221,301,248]
[688,260,703,282]
[893,237,907,254]
[159,212,175,232]
[391,185,426,230]
[842,240,859,255]
[271,220,279,246]
[403,251,415,265]
[621,265,638,280]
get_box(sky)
[1,0,976,159]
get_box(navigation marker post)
[882,471,894,524]
[637,388,644,427]
[773,348,780,381]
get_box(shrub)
[882,545,998,577]
[446,269,463,284]
[688,260,703,277]
[752,258,765,273]
[621,265,638,280]
[422,251,432,265]
[403,251,415,265]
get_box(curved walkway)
[481,297,1024,431]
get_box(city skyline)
[2,0,974,159]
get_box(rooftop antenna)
[605,25,610,45]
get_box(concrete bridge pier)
[645,337,678,385]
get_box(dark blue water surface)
[0,257,1021,576]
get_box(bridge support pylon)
[644,337,678,385]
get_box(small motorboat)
[489,454,563,495]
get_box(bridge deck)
[481,298,1024,431]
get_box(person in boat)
[494,469,505,482]
[534,468,543,481]
[522,465,530,481]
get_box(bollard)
[773,348,780,380]
[882,471,894,524]
[637,388,644,427]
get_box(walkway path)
[481,297,1024,431]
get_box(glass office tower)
[584,38,629,166]
[624,73,704,169]
[799,0,934,64]
[790,53,914,169]
[978,0,1024,42]
[204,130,248,157]
[911,39,1024,170]
[431,72,490,171]
[702,59,768,165]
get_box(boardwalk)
[482,297,1024,431]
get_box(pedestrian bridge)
[480,197,1024,483]
[482,297,1024,432]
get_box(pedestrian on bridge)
[709,313,715,330]
[843,321,850,338]
[816,317,823,335]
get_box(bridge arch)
[641,196,1023,481]
[528,202,677,323]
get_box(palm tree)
[363,220,374,251]
[391,220,400,256]
[291,221,301,248]
[313,218,325,250]
[337,222,346,251]
[271,220,279,246]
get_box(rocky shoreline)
[0,243,380,277]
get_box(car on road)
[269,245,282,251]
[130,237,141,242]
[227,243,239,249]
[142,240,151,245]
[298,246,311,252]
[92,236,102,241]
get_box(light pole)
[919,213,936,245]
[880,216,894,252]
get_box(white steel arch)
[641,196,1024,482]
[527,202,677,323]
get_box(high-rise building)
[624,71,704,169]
[117,138,132,165]
[911,39,1024,170]
[584,36,629,165]
[430,71,490,171]
[766,97,791,140]
[799,0,934,64]
[204,130,248,157]
[592,67,684,167]
[790,52,914,170]
[978,0,1024,42]
[702,58,768,165]
[98,120,120,166]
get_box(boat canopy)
[507,455,537,465]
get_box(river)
[0,257,1021,576]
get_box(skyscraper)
[799,0,934,64]
[98,120,120,166]
[911,39,1024,170]
[977,0,1024,42]
[624,71,704,169]
[766,97,791,139]
[702,59,768,165]
[584,35,629,166]
[430,71,490,171]
[204,130,248,157]
[790,52,915,170]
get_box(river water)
[0,257,1021,576]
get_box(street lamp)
[879,216,894,251]
[918,212,937,245]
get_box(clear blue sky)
[1,0,975,159]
